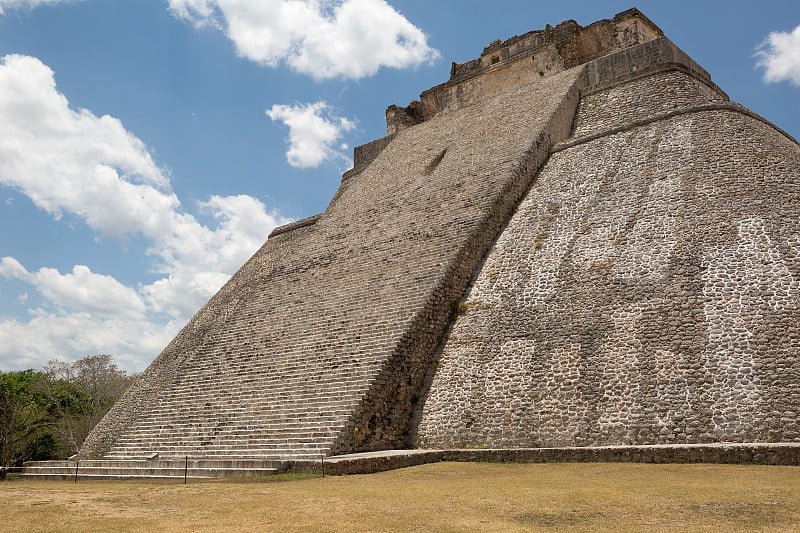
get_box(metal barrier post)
[74,460,79,483]
[184,456,188,484]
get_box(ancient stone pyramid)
[80,8,800,465]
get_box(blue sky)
[0,0,798,372]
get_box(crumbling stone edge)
[280,444,800,476]
[268,214,322,238]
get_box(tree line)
[0,355,136,472]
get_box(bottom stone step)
[19,473,219,481]
[20,459,285,480]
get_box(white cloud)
[267,101,356,168]
[0,55,292,371]
[0,256,30,281]
[0,0,78,14]
[197,194,281,271]
[141,271,230,321]
[0,54,289,277]
[166,0,218,27]
[0,55,171,235]
[1,258,146,319]
[756,24,800,86]
[167,0,440,79]
[0,311,180,372]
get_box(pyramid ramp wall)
[413,66,800,448]
[79,65,586,459]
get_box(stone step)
[164,368,377,384]
[20,458,285,480]
[128,420,345,430]
[19,473,217,481]
[159,383,368,401]
[152,390,369,405]
[139,399,359,410]
[153,388,370,404]
[110,437,333,447]
[141,400,356,413]
[113,426,343,440]
[160,375,373,386]
[29,459,286,468]
[129,419,348,430]
[107,443,330,454]
[165,371,376,386]
[20,466,277,478]
[101,454,322,461]
[167,452,324,459]
[136,413,346,422]
[129,427,339,434]
[103,440,333,451]
[138,404,358,416]
[123,426,340,436]
[106,440,333,451]
[129,425,342,435]
[109,438,333,449]
[128,413,352,427]
[104,445,328,456]
[198,357,385,369]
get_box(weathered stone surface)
[77,8,800,471]
[283,444,800,476]
[413,69,800,449]
[80,53,585,461]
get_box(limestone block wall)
[418,48,569,121]
[413,70,800,448]
[344,135,393,180]
[585,36,711,89]
[574,70,726,137]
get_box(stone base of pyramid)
[22,443,800,480]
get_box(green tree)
[0,370,60,470]
[42,355,135,455]
[1,355,136,477]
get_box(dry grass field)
[3,462,800,532]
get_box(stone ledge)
[284,443,800,476]
[268,214,322,238]
[553,102,800,154]
[582,60,727,101]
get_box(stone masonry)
[75,8,800,469]
[413,39,800,448]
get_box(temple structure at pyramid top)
[55,8,798,478]
[386,8,666,134]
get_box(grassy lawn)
[3,462,800,532]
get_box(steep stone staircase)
[22,335,377,478]
[98,356,370,460]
